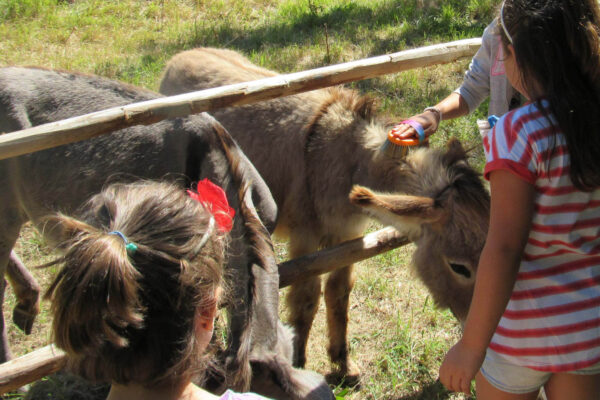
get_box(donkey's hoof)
[325,362,361,388]
[13,303,39,335]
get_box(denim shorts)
[480,351,600,394]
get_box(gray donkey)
[160,47,491,383]
[0,67,334,400]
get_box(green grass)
[1,1,502,398]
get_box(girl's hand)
[439,339,485,395]
[390,110,440,141]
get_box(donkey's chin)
[448,306,468,328]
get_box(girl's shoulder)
[218,390,272,400]
[484,101,553,163]
[501,100,542,121]
[496,100,555,138]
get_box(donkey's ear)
[349,185,445,234]
[352,94,377,121]
[443,138,468,165]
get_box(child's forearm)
[434,92,470,121]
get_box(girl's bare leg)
[476,372,540,400]
[543,372,600,400]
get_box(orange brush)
[380,125,421,158]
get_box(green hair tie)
[108,231,138,255]
[125,242,138,254]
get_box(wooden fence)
[0,38,481,393]
[0,38,480,159]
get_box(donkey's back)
[160,47,278,90]
[160,48,337,218]
[1,68,187,225]
[1,67,279,229]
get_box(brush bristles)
[380,138,409,158]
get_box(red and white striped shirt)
[483,101,600,372]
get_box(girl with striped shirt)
[439,1,600,399]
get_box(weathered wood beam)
[0,345,66,394]
[0,38,481,160]
[278,227,410,288]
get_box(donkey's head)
[350,139,490,322]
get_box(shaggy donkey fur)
[160,48,490,383]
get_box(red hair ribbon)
[187,179,235,232]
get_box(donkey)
[159,47,491,382]
[0,67,333,399]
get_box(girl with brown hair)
[44,179,267,400]
[439,0,600,399]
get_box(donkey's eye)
[449,263,471,279]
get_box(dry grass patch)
[276,224,470,399]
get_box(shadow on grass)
[101,0,494,85]
[151,0,491,59]
[395,379,468,400]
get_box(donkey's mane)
[212,123,255,390]
[402,140,490,221]
[442,143,489,215]
[304,87,378,150]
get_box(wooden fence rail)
[278,227,410,288]
[0,345,66,394]
[0,38,481,160]
[0,227,410,394]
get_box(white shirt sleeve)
[454,21,497,113]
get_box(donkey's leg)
[0,214,24,363]
[324,264,359,383]
[286,234,321,368]
[287,276,322,368]
[0,239,19,363]
[6,251,40,335]
[0,115,32,362]
[0,277,11,363]
[0,269,10,365]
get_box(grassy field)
[1,1,500,399]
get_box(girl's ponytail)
[46,214,144,356]
[43,181,226,387]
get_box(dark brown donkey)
[0,67,333,399]
[160,47,491,383]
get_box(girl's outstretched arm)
[439,170,535,394]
